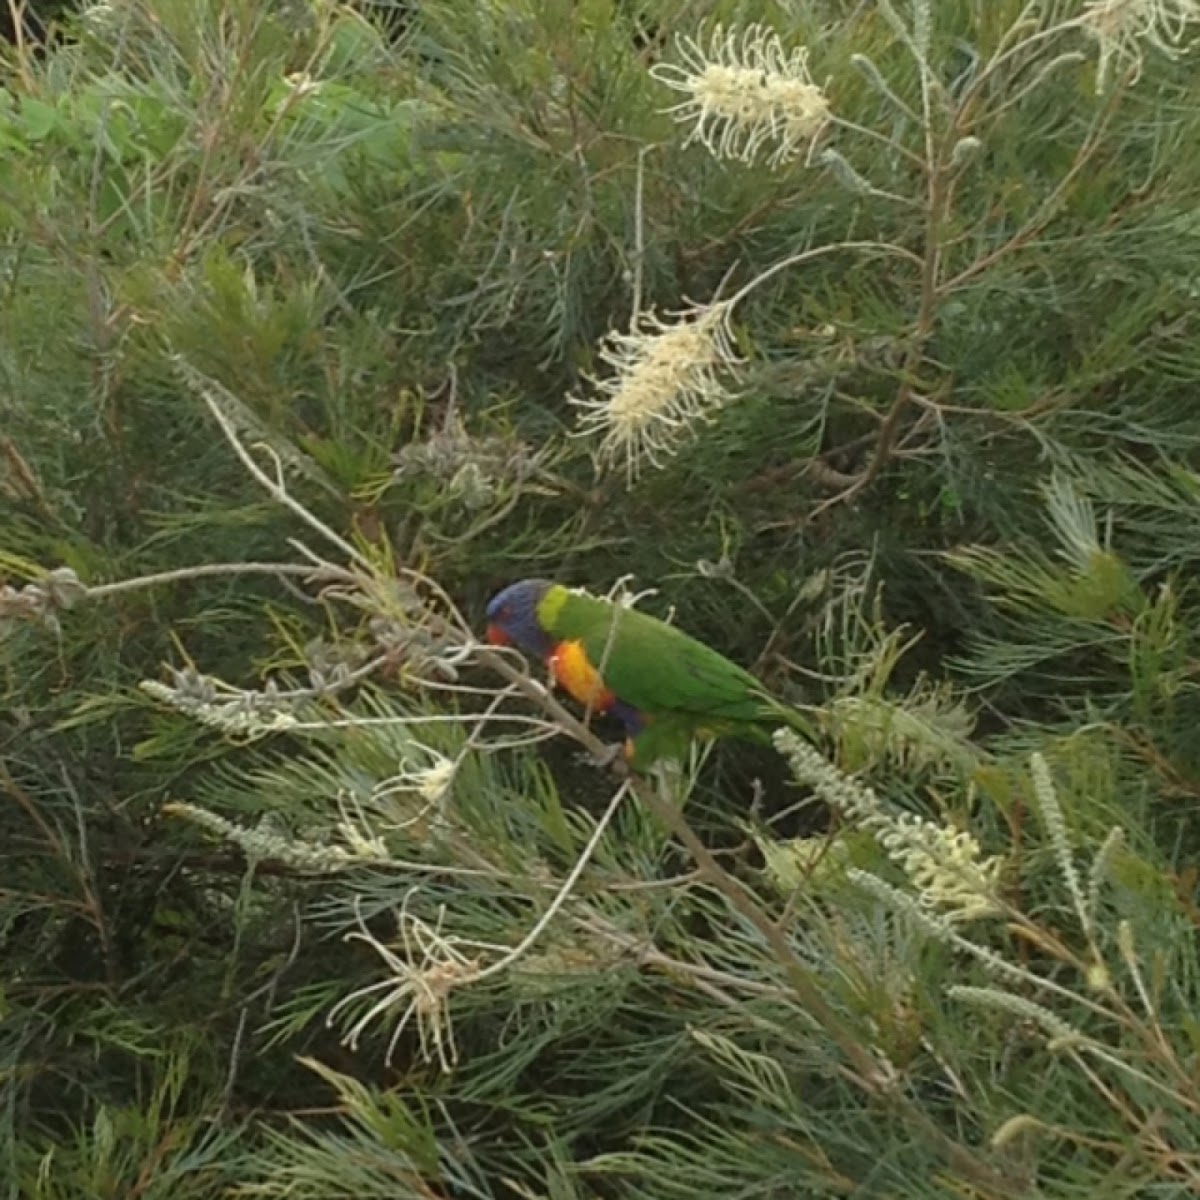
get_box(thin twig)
[177,359,372,572]
[86,561,356,599]
[471,780,632,983]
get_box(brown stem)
[474,645,1017,1195]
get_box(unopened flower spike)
[1080,0,1200,90]
[651,23,831,167]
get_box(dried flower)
[392,409,537,499]
[570,302,740,478]
[0,567,86,638]
[651,24,831,167]
[1080,0,1200,90]
[327,894,480,1072]
[304,636,370,694]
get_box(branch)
[86,560,356,599]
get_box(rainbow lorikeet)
[485,579,806,768]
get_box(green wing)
[550,591,765,722]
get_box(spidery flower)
[570,301,739,479]
[651,24,831,167]
[773,730,1003,921]
[1080,0,1200,89]
[408,753,458,805]
[373,747,459,826]
[328,893,479,1073]
[875,815,1003,921]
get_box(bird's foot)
[575,742,625,770]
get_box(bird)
[484,578,809,768]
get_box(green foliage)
[4,0,1200,1196]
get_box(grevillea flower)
[1080,0,1200,89]
[774,730,1003,921]
[328,894,479,1072]
[570,301,740,479]
[375,746,458,810]
[650,24,831,167]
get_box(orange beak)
[485,623,511,647]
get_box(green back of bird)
[539,586,766,724]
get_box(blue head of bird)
[485,579,554,657]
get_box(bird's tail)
[760,697,817,744]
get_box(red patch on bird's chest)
[547,640,615,712]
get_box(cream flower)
[1080,0,1200,89]
[375,747,458,808]
[328,894,479,1073]
[875,816,1003,921]
[651,24,831,167]
[570,301,739,479]
[773,729,1003,921]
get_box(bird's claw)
[575,742,624,770]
